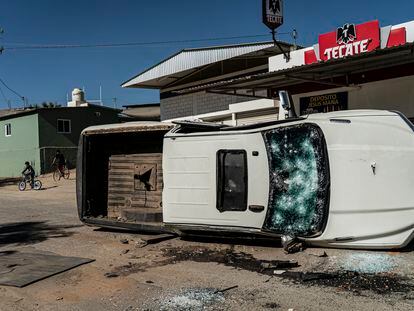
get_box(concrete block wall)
[160,91,252,120]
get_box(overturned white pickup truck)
[77,109,414,249]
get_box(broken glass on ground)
[159,288,225,311]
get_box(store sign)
[319,20,380,61]
[300,92,348,115]
[262,0,283,30]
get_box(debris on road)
[0,251,94,288]
[132,234,176,248]
[297,272,336,282]
[104,272,120,278]
[162,246,300,275]
[214,285,238,294]
[307,250,328,258]
[135,239,148,248]
[273,270,286,275]
[282,270,414,294]
[120,239,129,245]
[281,235,305,254]
[158,246,413,295]
[263,302,280,309]
[159,288,225,311]
[142,234,176,245]
[261,260,299,270]
[340,253,398,274]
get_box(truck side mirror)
[279,90,298,119]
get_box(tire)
[33,180,42,190]
[53,170,60,182]
[63,167,70,180]
[18,181,26,191]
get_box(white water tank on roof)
[68,88,88,107]
[72,88,85,102]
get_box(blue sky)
[0,0,413,109]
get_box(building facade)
[264,19,414,121]
[122,41,295,124]
[0,105,119,178]
[122,19,414,125]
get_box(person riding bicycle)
[52,150,66,178]
[22,161,35,188]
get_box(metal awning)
[173,43,414,98]
[121,41,294,89]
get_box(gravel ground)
[0,173,414,311]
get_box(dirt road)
[1,174,414,310]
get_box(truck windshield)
[262,123,330,237]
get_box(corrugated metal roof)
[122,41,282,88]
[173,43,414,95]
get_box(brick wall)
[160,91,252,120]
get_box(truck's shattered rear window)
[262,124,330,237]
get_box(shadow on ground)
[94,227,282,248]
[400,238,414,252]
[0,179,19,188]
[0,221,81,246]
[38,186,59,191]
[180,233,283,248]
[93,227,169,236]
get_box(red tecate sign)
[319,20,380,61]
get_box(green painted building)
[0,105,119,178]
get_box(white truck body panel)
[163,110,414,249]
[163,133,269,228]
[311,112,414,248]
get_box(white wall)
[164,98,279,125]
[292,75,414,118]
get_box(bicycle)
[52,163,70,182]
[18,175,42,191]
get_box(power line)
[0,84,8,102]
[0,77,25,105]
[0,84,10,109]
[3,32,294,51]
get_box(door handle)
[249,205,265,213]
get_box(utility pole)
[112,97,117,109]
